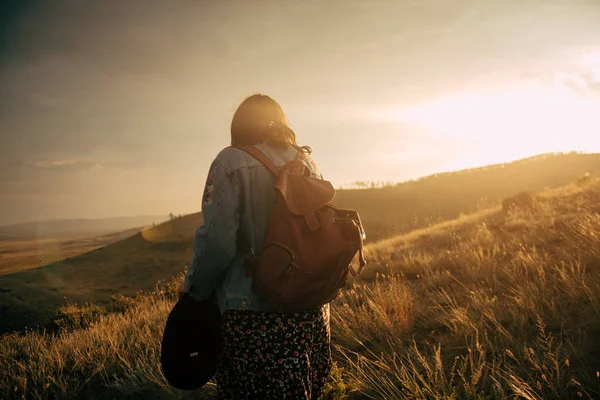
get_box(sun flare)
[372,82,600,170]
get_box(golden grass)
[3,154,597,333]
[0,275,347,399]
[0,216,203,334]
[0,228,143,276]
[2,179,600,399]
[0,239,104,276]
[0,277,218,399]
[332,178,600,399]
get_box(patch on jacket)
[202,170,215,207]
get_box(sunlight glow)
[372,82,600,169]
[581,48,600,67]
[580,48,600,83]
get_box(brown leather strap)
[290,174,320,231]
[233,145,280,177]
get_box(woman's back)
[229,142,322,257]
[182,94,332,399]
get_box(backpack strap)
[233,145,279,177]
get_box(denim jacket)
[183,142,322,313]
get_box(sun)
[372,81,600,170]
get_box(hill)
[0,227,142,276]
[1,152,598,333]
[335,152,600,241]
[0,213,203,334]
[2,177,599,399]
[0,215,169,241]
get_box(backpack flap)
[275,161,335,231]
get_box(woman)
[179,94,332,399]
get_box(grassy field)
[1,152,598,335]
[1,176,599,399]
[333,177,600,399]
[0,215,168,241]
[0,213,203,334]
[0,228,142,276]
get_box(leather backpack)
[234,145,366,311]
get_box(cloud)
[546,50,600,99]
[554,72,587,90]
[551,71,600,100]
[25,160,103,172]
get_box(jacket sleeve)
[308,155,324,179]
[299,151,323,179]
[183,158,241,300]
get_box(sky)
[1,0,600,225]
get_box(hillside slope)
[333,177,600,399]
[0,213,203,333]
[2,179,599,399]
[335,152,600,241]
[0,215,168,241]
[1,152,598,333]
[0,227,142,276]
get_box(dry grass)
[0,273,347,399]
[0,214,204,334]
[0,276,218,399]
[2,179,600,399]
[0,234,130,276]
[3,153,598,333]
[332,178,600,399]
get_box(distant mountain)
[0,215,169,241]
[334,152,600,241]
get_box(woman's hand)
[177,281,186,297]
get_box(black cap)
[160,293,222,390]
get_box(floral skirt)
[215,305,332,400]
